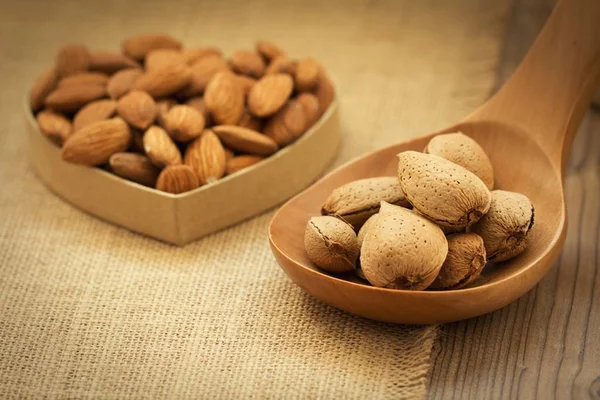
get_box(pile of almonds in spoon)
[304,132,534,291]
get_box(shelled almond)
[30,36,335,194]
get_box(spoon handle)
[471,0,600,171]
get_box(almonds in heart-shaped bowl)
[26,35,340,245]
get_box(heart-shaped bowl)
[26,98,340,245]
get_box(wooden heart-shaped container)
[26,99,340,245]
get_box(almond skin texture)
[143,126,182,168]
[296,92,320,127]
[177,56,230,98]
[204,72,244,125]
[56,44,90,78]
[248,73,294,117]
[145,49,185,71]
[88,50,140,73]
[304,216,359,273]
[163,105,205,142]
[237,109,262,132]
[45,84,106,113]
[58,72,109,88]
[230,50,266,78]
[156,165,199,194]
[469,190,534,262]
[233,74,257,95]
[109,152,159,187]
[73,99,117,131]
[226,155,263,175]
[429,233,486,290]
[36,110,72,146]
[212,125,278,156]
[107,68,144,99]
[134,62,192,99]
[184,130,226,185]
[322,177,411,231]
[256,40,286,62]
[294,58,319,92]
[62,118,131,166]
[182,47,222,65]
[117,90,157,130]
[156,98,177,127]
[263,99,307,146]
[361,202,448,290]
[265,56,296,75]
[122,34,182,61]
[185,97,211,126]
[425,132,495,190]
[29,68,59,112]
[397,151,492,228]
[314,70,335,116]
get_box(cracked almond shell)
[397,151,491,228]
[360,202,448,290]
[321,176,410,231]
[425,132,494,190]
[304,216,359,273]
[469,190,534,262]
[429,233,486,290]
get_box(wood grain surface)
[428,0,600,398]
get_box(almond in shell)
[304,216,359,273]
[122,34,182,60]
[212,125,278,156]
[134,62,192,99]
[45,84,106,113]
[88,50,140,73]
[226,155,263,175]
[156,165,199,194]
[56,44,91,77]
[184,130,226,185]
[143,125,182,168]
[62,117,131,166]
[29,68,59,112]
[163,105,205,142]
[107,68,143,99]
[72,99,117,131]
[429,233,486,290]
[204,72,244,125]
[230,50,266,78]
[36,110,72,146]
[248,73,294,117]
[117,90,157,130]
[109,152,160,187]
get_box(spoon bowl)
[269,0,600,324]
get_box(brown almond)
[88,50,141,73]
[237,108,262,131]
[314,70,335,116]
[321,177,411,231]
[109,152,160,187]
[265,56,296,75]
[226,155,263,175]
[257,41,286,62]
[182,47,223,65]
[72,99,117,131]
[36,110,72,146]
[296,92,320,127]
[56,44,90,77]
[29,68,59,112]
[185,97,211,126]
[212,125,278,156]
[204,72,244,125]
[145,49,185,71]
[184,130,226,185]
[117,90,157,130]
[156,98,177,127]
[62,117,131,166]
[134,62,192,99]
[263,100,307,147]
[230,50,266,78]
[294,58,319,92]
[45,84,106,113]
[397,151,491,228]
[425,132,495,190]
[143,125,182,168]
[224,148,235,162]
[163,105,205,142]
[156,165,199,194]
[58,72,109,88]
[248,73,293,117]
[107,68,143,99]
[233,74,257,95]
[122,34,182,61]
[178,56,230,98]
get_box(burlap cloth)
[0,0,511,398]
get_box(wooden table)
[428,1,600,398]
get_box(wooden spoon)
[269,0,600,324]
